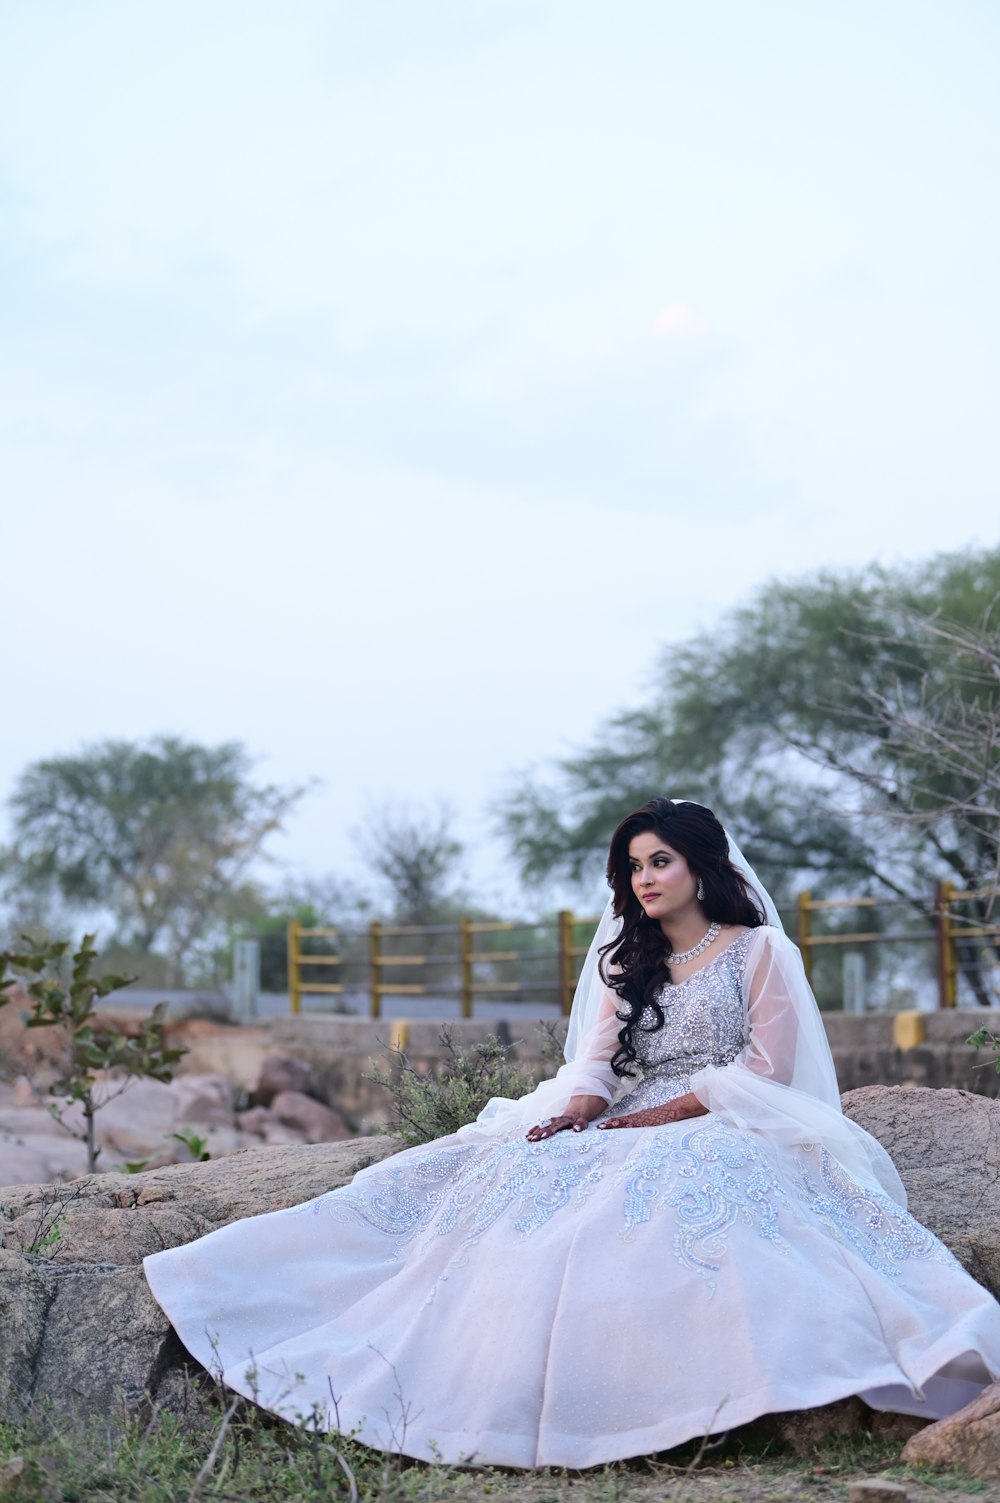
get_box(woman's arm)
[690,926,841,1113]
[596,1091,708,1130]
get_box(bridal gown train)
[144,928,1000,1469]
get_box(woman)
[144,799,1000,1469]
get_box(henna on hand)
[597,1095,709,1130]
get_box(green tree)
[497,545,1000,997]
[1,737,307,985]
[843,605,1000,867]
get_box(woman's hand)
[597,1093,709,1130]
[526,1113,590,1141]
[526,1094,607,1141]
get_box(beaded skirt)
[144,933,1000,1468]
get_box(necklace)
[667,922,721,966]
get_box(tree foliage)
[845,607,1000,883]
[1,737,306,984]
[352,802,466,924]
[221,876,374,993]
[497,546,1000,915]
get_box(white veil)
[462,803,905,1206]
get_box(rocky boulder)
[249,1052,315,1107]
[901,1380,1000,1480]
[843,1084,1000,1299]
[0,1067,358,1187]
[0,1136,402,1423]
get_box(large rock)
[250,1053,314,1107]
[269,1089,351,1143]
[842,1084,1000,1298]
[0,1136,401,1423]
[901,1379,1000,1480]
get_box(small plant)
[121,1127,212,1175]
[170,1127,211,1162]
[367,1024,543,1147]
[0,933,187,1173]
[1,1182,88,1258]
[968,1027,1000,1072]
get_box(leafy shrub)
[367,1026,551,1147]
[969,1027,1000,1072]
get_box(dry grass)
[0,1402,994,1503]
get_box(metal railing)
[288,881,1000,1017]
[287,912,599,1017]
[795,880,1000,1008]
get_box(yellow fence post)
[460,915,473,1019]
[369,920,382,1020]
[935,880,957,1008]
[287,920,301,1015]
[796,891,813,984]
[558,909,574,1014]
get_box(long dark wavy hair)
[599,798,766,1078]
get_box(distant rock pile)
[0,993,352,1185]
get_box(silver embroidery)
[327,1131,611,1259]
[317,932,946,1307]
[801,1147,959,1277]
[616,1119,789,1293]
[324,1144,477,1250]
[598,930,752,1121]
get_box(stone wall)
[150,1007,1000,1128]
[824,1009,1000,1097]
[251,1009,1000,1123]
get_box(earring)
[696,879,705,901]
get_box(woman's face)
[628,830,700,928]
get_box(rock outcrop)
[843,1084,1000,1298]
[901,1380,1000,1480]
[0,994,359,1188]
[0,1137,401,1423]
[0,1071,346,1186]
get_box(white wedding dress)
[144,926,1000,1469]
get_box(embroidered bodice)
[600,928,753,1119]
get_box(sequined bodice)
[600,928,752,1120]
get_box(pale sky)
[2,0,998,911]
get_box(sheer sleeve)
[733,927,839,1098]
[690,927,907,1205]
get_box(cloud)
[653,303,707,338]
